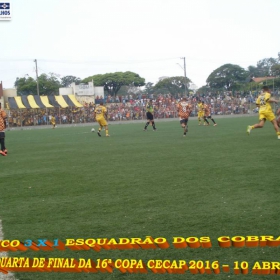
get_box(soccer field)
[1,116,279,280]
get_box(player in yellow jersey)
[247,86,280,139]
[50,116,56,129]
[94,102,110,137]
[197,100,204,125]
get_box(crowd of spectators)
[6,91,267,127]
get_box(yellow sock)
[106,129,109,135]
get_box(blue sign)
[0,3,10,9]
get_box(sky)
[0,0,280,89]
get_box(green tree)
[247,53,280,78]
[116,85,129,96]
[206,64,248,90]
[247,65,263,78]
[143,82,155,95]
[271,64,280,77]
[154,76,191,96]
[256,57,278,76]
[61,75,81,87]
[38,73,61,95]
[83,71,145,96]
[14,73,61,96]
[14,76,37,95]
[196,85,211,95]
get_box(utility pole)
[180,57,188,96]
[34,59,40,96]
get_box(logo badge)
[0,2,11,20]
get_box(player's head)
[262,86,270,92]
[202,101,204,104]
[182,97,187,101]
[99,101,104,106]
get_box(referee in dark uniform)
[143,99,156,131]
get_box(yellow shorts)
[259,111,275,122]
[96,117,107,126]
[198,112,204,118]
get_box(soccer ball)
[91,128,95,132]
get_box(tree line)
[14,53,280,97]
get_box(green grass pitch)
[1,116,280,280]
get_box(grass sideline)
[1,116,280,280]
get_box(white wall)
[94,86,104,98]
[58,82,104,104]
[3,88,17,108]
[59,87,73,95]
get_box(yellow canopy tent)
[14,96,26,109]
[27,95,40,109]
[68,95,83,108]
[40,96,54,108]
[55,96,68,108]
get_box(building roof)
[252,77,275,83]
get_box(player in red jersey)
[177,97,192,137]
[202,102,217,126]
[0,103,8,156]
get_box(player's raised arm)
[268,97,278,104]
